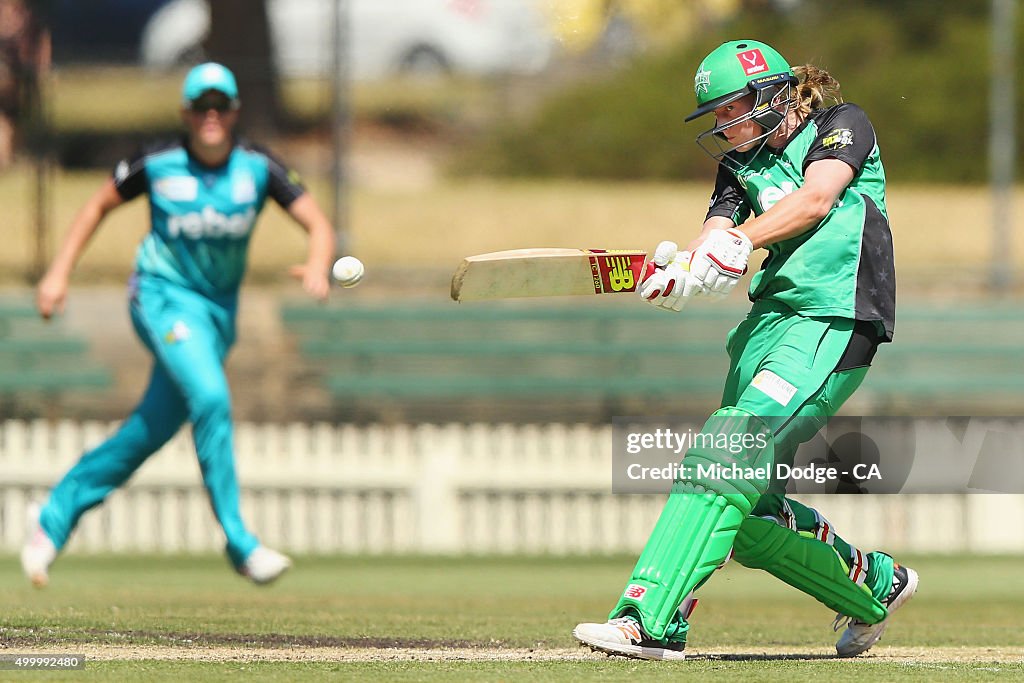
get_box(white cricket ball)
[332,256,365,288]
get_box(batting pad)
[732,516,888,624]
[609,407,773,640]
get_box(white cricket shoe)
[20,503,57,588]
[240,546,292,585]
[573,616,687,661]
[835,559,919,657]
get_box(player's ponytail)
[791,64,842,115]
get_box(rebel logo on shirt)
[167,206,257,239]
[736,49,768,76]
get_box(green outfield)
[3,554,1023,681]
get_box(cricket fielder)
[22,63,336,586]
[573,40,917,659]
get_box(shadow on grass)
[688,653,841,662]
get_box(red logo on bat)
[588,251,647,294]
[737,49,768,76]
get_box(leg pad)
[609,407,774,639]
[733,516,888,624]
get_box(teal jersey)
[112,138,306,298]
[706,103,895,340]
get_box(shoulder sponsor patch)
[821,128,855,150]
[153,176,198,202]
[751,369,798,407]
[114,160,130,183]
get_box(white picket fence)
[2,420,1023,555]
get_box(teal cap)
[181,62,239,104]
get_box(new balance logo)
[615,620,643,643]
[624,584,647,600]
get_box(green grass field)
[3,554,1023,680]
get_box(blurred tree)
[618,0,738,49]
[541,0,738,54]
[457,1,1013,183]
[540,0,608,53]
[204,0,284,133]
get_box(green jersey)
[706,103,895,340]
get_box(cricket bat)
[451,248,653,302]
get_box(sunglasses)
[189,95,234,114]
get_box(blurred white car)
[142,0,555,79]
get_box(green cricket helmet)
[686,40,798,167]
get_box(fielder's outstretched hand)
[689,228,753,298]
[288,263,331,302]
[36,272,69,320]
[638,241,703,313]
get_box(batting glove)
[689,228,753,298]
[638,241,704,312]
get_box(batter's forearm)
[740,187,832,249]
[686,216,735,252]
[742,158,854,249]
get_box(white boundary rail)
[1,420,1022,555]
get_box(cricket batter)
[22,63,335,586]
[573,40,917,659]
